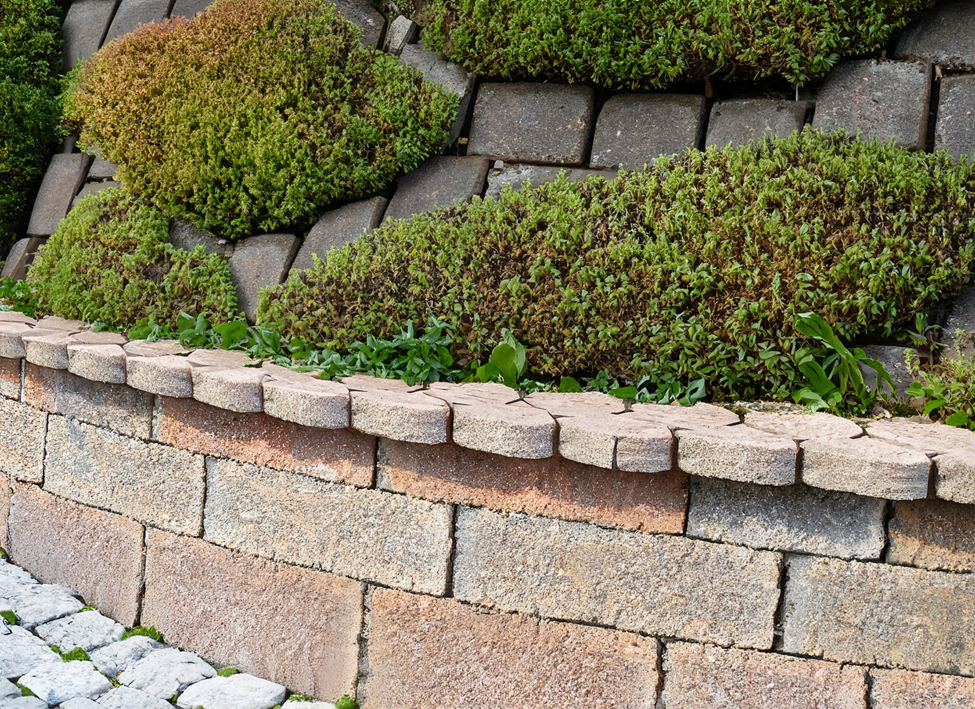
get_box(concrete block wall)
[2,315,975,707]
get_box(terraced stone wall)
[0,313,974,707]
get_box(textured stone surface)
[262,367,349,429]
[887,498,975,572]
[0,237,44,281]
[123,339,188,358]
[383,156,489,224]
[367,590,660,709]
[44,416,205,535]
[104,0,169,44]
[204,458,451,594]
[8,486,144,626]
[453,507,781,648]
[860,345,915,400]
[378,439,687,533]
[660,642,867,709]
[61,0,118,71]
[0,695,47,708]
[399,44,473,143]
[156,396,373,486]
[175,674,286,709]
[936,75,975,159]
[705,98,809,147]
[70,181,120,210]
[36,611,123,652]
[677,425,797,485]
[168,219,233,257]
[560,413,672,472]
[688,478,886,559]
[192,365,265,412]
[484,164,563,199]
[629,401,740,429]
[383,15,418,55]
[168,0,211,18]
[126,354,193,398]
[348,384,449,444]
[871,668,975,709]
[812,60,931,149]
[118,649,216,699]
[865,416,975,456]
[227,233,300,322]
[292,197,388,272]
[0,626,59,679]
[782,555,975,674]
[469,83,596,165]
[0,582,83,630]
[96,685,172,709]
[0,398,45,482]
[893,0,975,68]
[0,358,19,401]
[90,637,163,678]
[943,285,975,360]
[590,93,705,168]
[143,530,361,699]
[332,0,385,48]
[801,436,931,499]
[27,154,91,236]
[66,344,126,384]
[85,148,117,181]
[936,448,975,505]
[19,660,112,704]
[23,331,74,369]
[744,410,862,441]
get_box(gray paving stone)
[167,0,211,18]
[85,149,117,182]
[812,60,931,149]
[333,0,385,48]
[61,0,118,71]
[89,637,163,679]
[71,182,120,211]
[174,674,286,709]
[2,583,84,629]
[168,220,233,258]
[705,98,809,148]
[36,611,124,653]
[227,233,300,322]
[383,15,418,55]
[859,345,915,400]
[383,156,489,224]
[484,164,563,199]
[590,93,705,169]
[468,83,596,166]
[0,696,46,708]
[192,365,265,413]
[801,435,931,500]
[942,286,975,360]
[0,625,59,679]
[27,154,92,237]
[118,649,216,699]
[936,75,975,159]
[103,0,169,45]
[400,44,473,144]
[292,196,388,272]
[743,410,862,441]
[1,238,45,281]
[893,0,975,69]
[19,660,112,705]
[67,344,127,385]
[688,478,887,559]
[262,366,350,429]
[96,685,173,709]
[0,680,15,698]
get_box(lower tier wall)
[2,363,975,708]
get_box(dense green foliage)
[420,0,931,89]
[0,0,63,249]
[64,0,459,240]
[908,350,975,431]
[259,131,975,402]
[28,189,240,329]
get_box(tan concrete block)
[0,397,46,482]
[936,449,975,505]
[660,642,867,709]
[261,366,349,429]
[67,343,126,384]
[782,555,975,674]
[871,668,975,709]
[156,396,373,487]
[629,401,740,429]
[453,507,782,648]
[8,485,143,625]
[744,411,863,441]
[365,590,659,709]
[378,439,686,534]
[142,530,361,699]
[677,425,797,486]
[126,355,193,398]
[343,376,448,444]
[25,364,152,440]
[801,436,931,500]
[0,357,20,400]
[44,416,205,535]
[24,331,75,369]
[192,365,265,413]
[204,458,452,595]
[888,498,975,572]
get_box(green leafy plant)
[51,645,91,662]
[64,0,458,240]
[28,188,240,330]
[122,626,163,642]
[17,684,35,697]
[907,348,975,430]
[420,0,931,90]
[475,330,527,388]
[260,131,975,403]
[335,696,358,709]
[0,277,39,316]
[0,610,17,625]
[217,667,239,677]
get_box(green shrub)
[420,0,931,90]
[28,188,240,329]
[259,130,975,402]
[64,0,459,240]
[0,0,63,250]
[908,349,975,430]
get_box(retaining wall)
[1,314,975,707]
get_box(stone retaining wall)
[1,313,975,707]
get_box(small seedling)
[0,610,17,625]
[335,696,359,709]
[217,667,239,677]
[18,684,36,697]
[122,626,163,642]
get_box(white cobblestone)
[118,649,216,699]
[36,611,124,652]
[0,625,59,679]
[89,636,163,678]
[175,674,287,709]
[19,660,113,705]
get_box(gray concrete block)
[168,0,212,18]
[688,477,886,559]
[468,83,596,166]
[383,156,489,224]
[590,93,705,169]
[484,164,563,199]
[400,44,473,144]
[706,98,809,148]
[104,0,170,44]
[1,237,45,281]
[169,219,233,257]
[27,154,92,236]
[333,0,386,49]
[935,74,975,159]
[383,15,418,55]
[812,60,931,149]
[942,285,975,360]
[227,233,299,322]
[85,148,117,181]
[71,181,120,211]
[291,196,387,272]
[859,344,915,400]
[893,0,975,69]
[61,0,119,71]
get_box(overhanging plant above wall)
[63,0,459,240]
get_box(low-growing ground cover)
[64,0,459,240]
[419,0,932,89]
[0,0,63,250]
